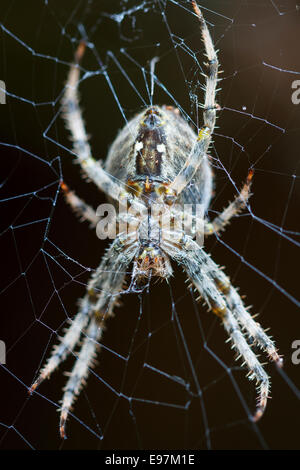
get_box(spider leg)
[59,316,101,439]
[205,255,283,366]
[62,42,124,202]
[177,238,282,365]
[88,232,138,320]
[60,181,99,227]
[165,170,252,245]
[168,2,219,197]
[222,310,270,422]
[162,234,279,421]
[29,297,91,394]
[58,236,138,438]
[29,235,137,398]
[204,170,254,236]
[167,170,252,239]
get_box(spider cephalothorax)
[29,1,282,439]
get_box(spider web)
[0,0,299,450]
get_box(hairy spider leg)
[168,1,220,197]
[30,234,138,438]
[162,233,282,421]
[60,181,99,227]
[62,42,126,203]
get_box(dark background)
[0,0,299,450]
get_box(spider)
[29,1,283,439]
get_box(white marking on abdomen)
[157,143,165,153]
[135,141,144,151]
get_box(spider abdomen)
[105,105,213,211]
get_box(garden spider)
[29,1,283,439]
